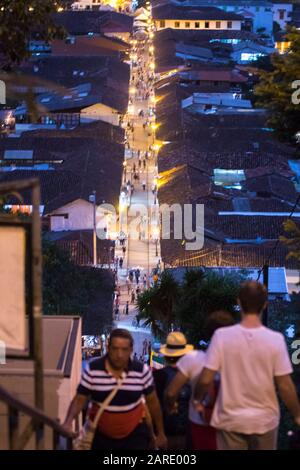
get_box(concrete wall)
[154,19,241,30]
[81,103,120,126]
[0,317,82,449]
[273,3,293,30]
[50,199,94,231]
[225,5,273,34]
[49,199,114,235]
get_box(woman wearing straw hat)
[153,331,193,450]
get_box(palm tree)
[137,268,241,345]
[176,270,241,345]
[137,271,180,339]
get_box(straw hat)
[159,331,193,357]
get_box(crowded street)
[114,7,160,358]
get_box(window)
[174,21,180,28]
[227,21,232,29]
[159,20,165,28]
[256,7,260,12]
[185,22,190,28]
[195,22,200,28]
[205,21,210,29]
[279,10,285,20]
[216,21,221,29]
[213,169,245,189]
[241,52,264,62]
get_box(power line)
[257,192,300,281]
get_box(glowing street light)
[152,143,162,151]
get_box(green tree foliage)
[43,240,112,316]
[280,219,300,266]
[0,0,65,69]
[137,271,180,339]
[254,28,300,147]
[176,271,241,345]
[137,269,241,344]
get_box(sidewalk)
[113,19,160,356]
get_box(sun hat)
[159,331,193,357]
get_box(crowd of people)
[63,280,300,450]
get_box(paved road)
[114,15,160,356]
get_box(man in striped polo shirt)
[63,328,167,450]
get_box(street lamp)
[89,191,97,267]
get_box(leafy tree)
[137,271,180,339]
[137,269,241,344]
[251,54,274,72]
[273,21,281,34]
[280,219,300,266]
[254,28,300,147]
[176,270,241,346]
[0,0,65,70]
[42,240,113,318]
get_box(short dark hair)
[165,356,182,365]
[238,280,267,314]
[108,328,134,348]
[205,310,235,340]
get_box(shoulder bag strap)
[92,375,125,426]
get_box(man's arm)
[62,393,89,433]
[165,371,188,414]
[275,374,300,426]
[193,367,217,412]
[145,390,168,449]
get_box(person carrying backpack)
[165,311,235,450]
[153,332,193,450]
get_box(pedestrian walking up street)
[63,329,167,450]
[154,332,193,450]
[166,311,235,450]
[194,281,300,450]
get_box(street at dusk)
[0,0,300,458]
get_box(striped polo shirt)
[77,356,154,439]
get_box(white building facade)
[272,3,293,30]
[154,18,242,30]
[177,0,274,35]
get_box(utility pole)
[262,264,269,326]
[89,191,97,267]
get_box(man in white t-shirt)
[194,281,300,450]
[165,311,235,450]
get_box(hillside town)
[0,0,300,454]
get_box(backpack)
[154,366,191,436]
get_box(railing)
[0,384,75,450]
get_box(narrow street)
[113,10,160,358]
